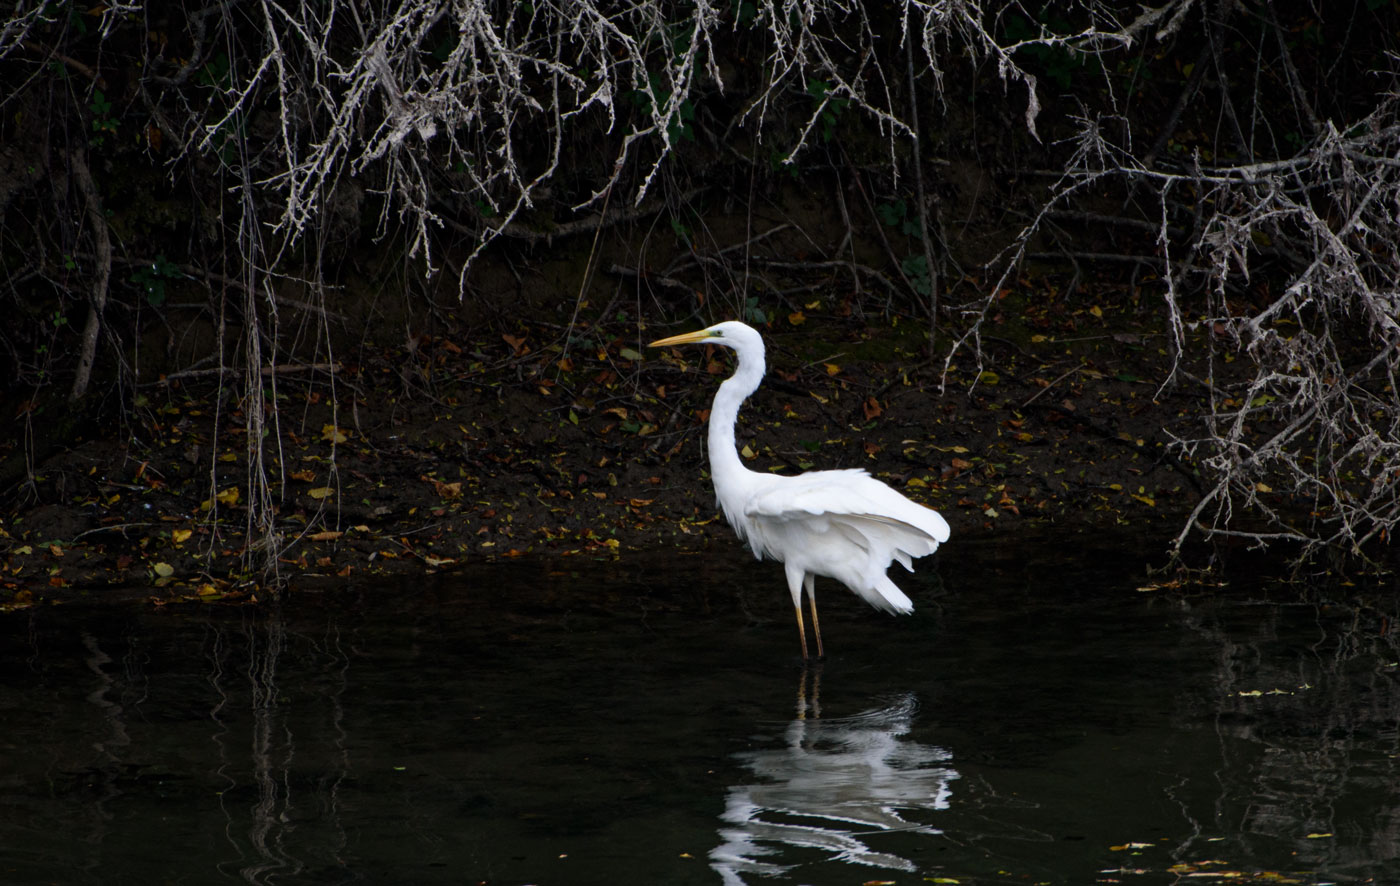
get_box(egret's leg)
[804,574,824,659]
[785,563,811,659]
[793,603,810,660]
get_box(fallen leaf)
[153,562,175,577]
[308,486,335,500]
[428,480,462,499]
[321,424,348,444]
[310,530,343,541]
[216,486,241,506]
[172,528,192,544]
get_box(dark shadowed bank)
[4,308,1284,607]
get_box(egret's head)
[648,320,761,352]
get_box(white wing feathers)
[728,469,949,614]
[744,469,950,547]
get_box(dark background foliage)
[2,0,1398,575]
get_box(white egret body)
[649,321,951,658]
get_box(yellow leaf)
[1256,482,1272,493]
[1089,305,1103,318]
[310,530,343,541]
[172,528,192,544]
[308,486,335,500]
[1306,832,1333,839]
[1030,334,1048,343]
[1131,494,1155,506]
[216,487,240,506]
[824,363,841,376]
[153,562,175,578]
[977,370,1000,385]
[196,583,220,596]
[740,443,755,459]
[788,311,806,326]
[219,452,237,462]
[321,424,348,444]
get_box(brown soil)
[1,306,1213,609]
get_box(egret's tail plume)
[869,575,914,615]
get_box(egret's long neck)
[707,346,765,489]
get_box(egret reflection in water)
[711,685,957,884]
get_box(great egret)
[648,320,951,659]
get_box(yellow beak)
[648,329,714,348]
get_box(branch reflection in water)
[204,608,352,885]
[711,671,956,885]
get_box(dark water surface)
[3,537,1399,885]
